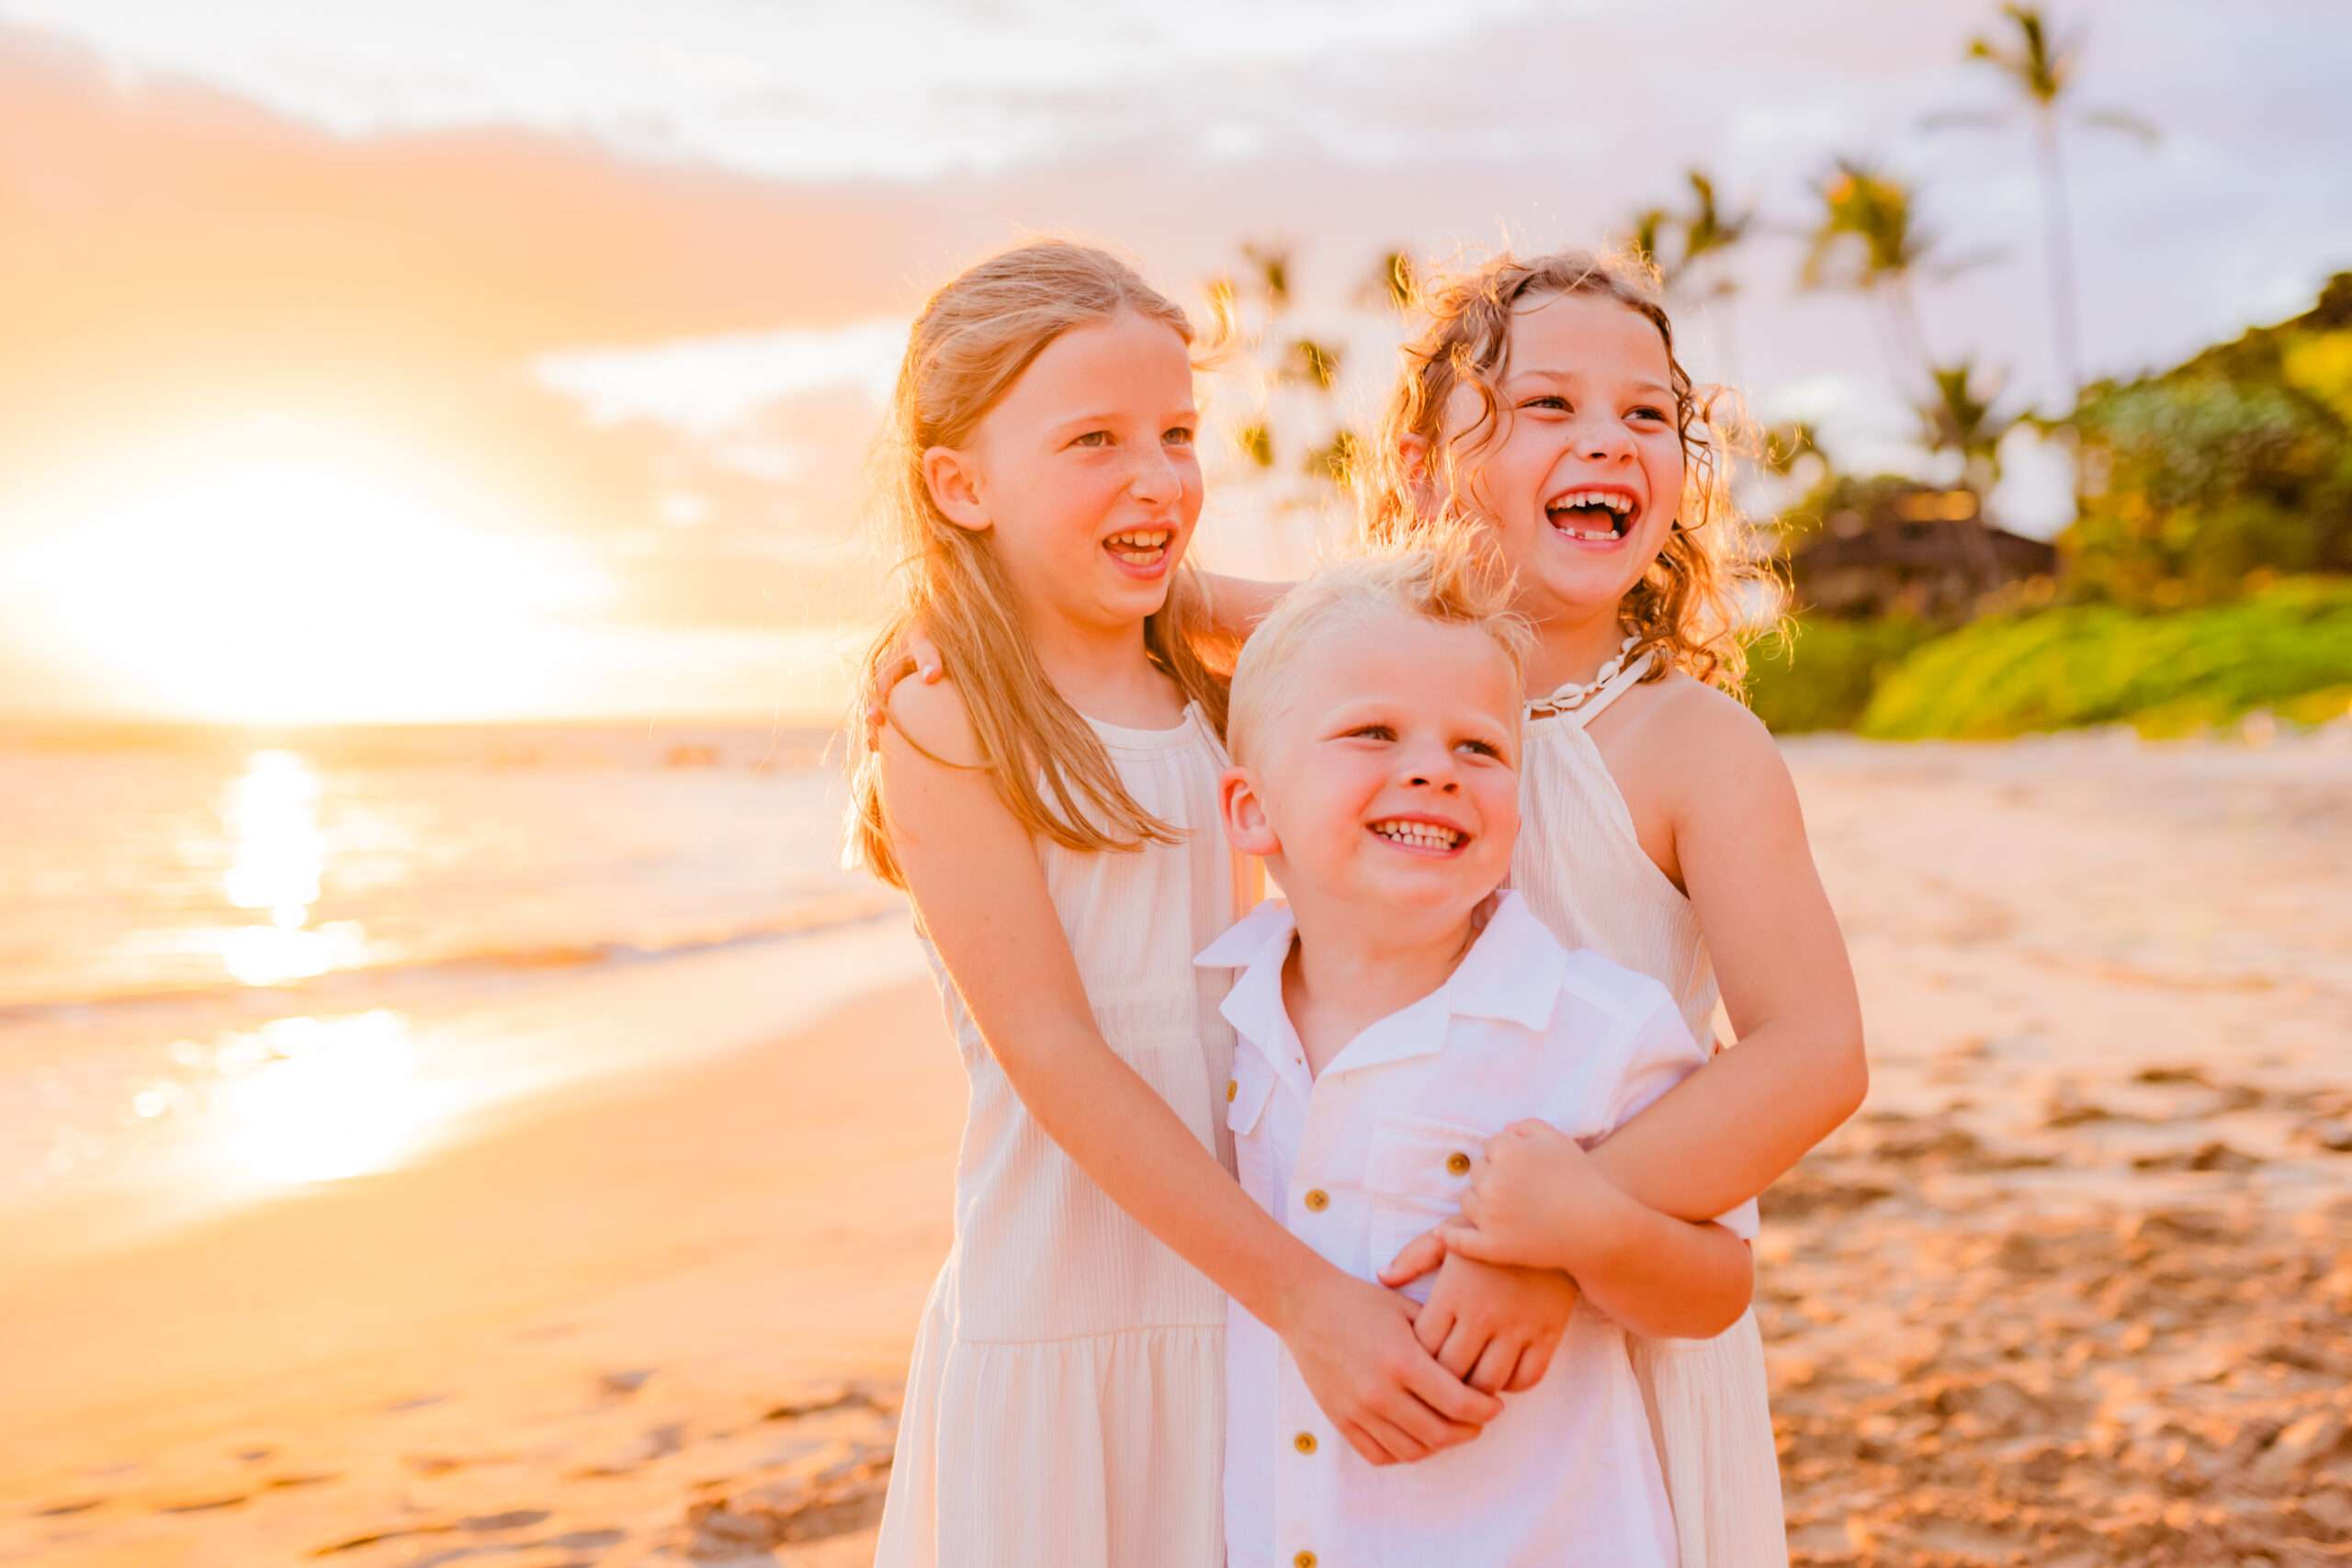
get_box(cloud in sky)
[536,320,909,438]
[0,0,1546,181]
[12,0,2348,399]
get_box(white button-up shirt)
[1195,891,1760,1568]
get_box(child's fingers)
[1336,1416,1396,1466]
[1380,1393,1472,1460]
[1363,1396,1435,1461]
[1506,1337,1556,1393]
[1379,1229,1448,1286]
[1434,1318,1487,1382]
[1438,1220,1499,1262]
[1464,1333,1521,1394]
[1412,1296,1456,1359]
[1402,1350,1504,1428]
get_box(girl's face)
[1444,292,1686,626]
[939,310,1202,640]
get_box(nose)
[1129,445,1180,502]
[1576,412,1634,463]
[1402,741,1462,795]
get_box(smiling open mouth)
[1544,489,1634,542]
[1104,529,1171,567]
[1370,818,1464,852]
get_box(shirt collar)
[1195,897,1299,1063]
[1194,891,1566,1077]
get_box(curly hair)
[1363,248,1772,691]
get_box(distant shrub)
[1856,577,2352,739]
[2064,275,2352,607]
[1744,615,1936,733]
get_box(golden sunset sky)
[0,1,2344,723]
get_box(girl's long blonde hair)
[848,239,1228,889]
[1363,248,1770,691]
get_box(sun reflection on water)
[209,1010,435,1184]
[219,750,368,985]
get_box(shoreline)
[0,912,931,1268]
[1,953,961,1565]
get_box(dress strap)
[1566,650,1654,727]
[1527,640,1657,728]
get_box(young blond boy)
[1196,549,1758,1567]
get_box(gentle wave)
[0,891,901,1021]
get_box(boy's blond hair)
[1227,538,1532,767]
[1362,247,1771,692]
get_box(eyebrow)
[1046,406,1198,433]
[1504,367,1675,398]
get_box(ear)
[922,446,991,533]
[1217,764,1282,858]
[1396,432,1430,496]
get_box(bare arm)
[877,679,1500,1461]
[1586,692,1867,1220]
[1196,570,1293,642]
[1431,1119,1754,1339]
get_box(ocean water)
[0,723,898,1211]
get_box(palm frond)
[2080,107,2161,144]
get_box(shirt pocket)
[1363,1111,1487,1302]
[1227,1052,1278,1208]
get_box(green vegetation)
[1746,275,2352,737]
[1851,578,2352,739]
[2064,275,2352,607]
[1744,617,1938,734]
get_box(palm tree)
[1915,359,2018,493]
[1802,158,1939,391]
[1933,5,2157,399]
[1676,170,1754,298]
[1366,251,1418,311]
[1623,168,1756,378]
[1625,169,1753,299]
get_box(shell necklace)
[1525,635,1644,720]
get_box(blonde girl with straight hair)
[854,239,1561,1568]
[1351,247,1867,1568]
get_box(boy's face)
[1222,610,1521,931]
[1452,292,1687,631]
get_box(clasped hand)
[1373,1119,1622,1415]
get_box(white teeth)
[1371,819,1464,851]
[1106,529,1173,548]
[1545,489,1633,515]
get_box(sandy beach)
[6,728,2349,1568]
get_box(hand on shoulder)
[878,666,988,772]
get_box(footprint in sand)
[599,1369,655,1397]
[380,1393,447,1414]
[155,1495,247,1514]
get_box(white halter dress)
[1513,649,1791,1568]
[875,704,1238,1568]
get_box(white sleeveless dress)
[1513,656,1791,1568]
[875,703,1237,1568]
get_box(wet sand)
[5,728,2348,1566]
